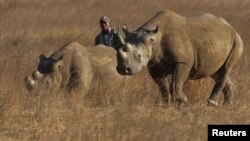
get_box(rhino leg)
[158,78,172,105]
[209,72,228,106]
[173,63,192,104]
[222,77,235,105]
[149,71,172,105]
[209,32,242,106]
[216,33,242,106]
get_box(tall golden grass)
[0,0,250,140]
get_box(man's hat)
[99,16,110,23]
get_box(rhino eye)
[150,38,154,42]
[44,77,52,86]
[137,54,141,59]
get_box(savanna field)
[0,0,250,140]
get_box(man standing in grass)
[95,16,124,50]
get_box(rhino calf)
[118,10,244,106]
[25,42,139,96]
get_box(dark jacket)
[95,29,124,50]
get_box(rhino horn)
[119,50,127,59]
[25,76,36,90]
[32,70,43,80]
[125,43,133,52]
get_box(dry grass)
[0,0,250,140]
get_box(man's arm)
[95,34,101,46]
[113,31,124,50]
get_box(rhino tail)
[224,32,244,72]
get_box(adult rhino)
[25,42,155,99]
[118,10,243,106]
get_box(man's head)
[99,16,111,32]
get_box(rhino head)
[25,54,64,91]
[118,25,161,74]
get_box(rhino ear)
[57,54,63,61]
[149,26,159,43]
[39,54,47,61]
[53,55,64,70]
[122,24,130,38]
[152,25,159,33]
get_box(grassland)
[0,0,250,140]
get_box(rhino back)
[86,45,124,83]
[48,42,93,91]
[184,15,235,76]
[140,11,237,77]
[139,10,184,31]
[54,43,123,93]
